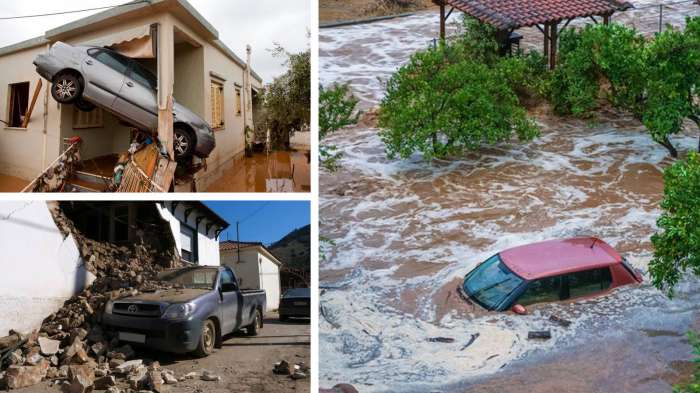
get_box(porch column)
[549,21,559,70]
[157,19,175,160]
[543,23,550,62]
[439,1,446,41]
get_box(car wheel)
[246,309,262,336]
[194,319,216,357]
[174,125,195,159]
[51,73,82,104]
[75,99,95,112]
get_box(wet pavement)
[319,2,700,392]
[203,150,311,193]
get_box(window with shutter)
[235,88,242,116]
[210,80,224,129]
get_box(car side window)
[128,62,157,90]
[219,269,236,289]
[517,276,562,306]
[566,268,612,299]
[89,49,130,75]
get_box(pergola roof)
[436,0,632,30]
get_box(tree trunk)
[659,136,678,158]
[432,132,438,155]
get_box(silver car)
[33,42,215,159]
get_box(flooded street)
[0,173,29,192]
[319,2,700,392]
[202,150,311,193]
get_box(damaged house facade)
[0,0,263,191]
[0,200,228,337]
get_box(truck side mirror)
[511,304,527,315]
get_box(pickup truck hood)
[124,288,209,304]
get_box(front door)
[218,268,240,335]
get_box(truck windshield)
[463,255,524,310]
[158,268,217,290]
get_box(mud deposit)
[320,2,700,392]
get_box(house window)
[180,224,198,263]
[73,107,103,129]
[235,88,242,116]
[210,80,224,129]
[7,82,30,128]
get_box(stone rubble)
[273,359,310,380]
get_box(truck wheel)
[246,309,262,336]
[194,319,216,357]
[52,72,83,104]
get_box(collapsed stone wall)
[0,202,186,392]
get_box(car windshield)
[463,254,524,310]
[283,288,310,298]
[157,267,217,290]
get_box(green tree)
[649,152,700,296]
[319,84,360,171]
[378,42,539,160]
[262,44,311,149]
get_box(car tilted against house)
[459,237,643,313]
[34,42,215,159]
[103,266,266,357]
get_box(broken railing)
[21,137,83,193]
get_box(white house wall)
[259,253,281,311]
[0,201,94,335]
[156,202,220,266]
[221,247,280,311]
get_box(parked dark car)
[278,288,310,321]
[33,41,215,159]
[459,237,643,313]
[102,266,265,357]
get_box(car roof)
[499,237,622,280]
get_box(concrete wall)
[156,201,220,266]
[0,201,94,335]
[221,247,280,311]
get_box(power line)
[239,202,271,224]
[0,1,150,21]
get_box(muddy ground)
[320,0,434,24]
[12,314,310,393]
[319,2,700,392]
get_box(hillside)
[320,0,435,24]
[270,224,310,271]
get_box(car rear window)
[284,288,310,298]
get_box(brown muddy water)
[320,2,700,392]
[0,173,29,192]
[203,150,311,193]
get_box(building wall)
[221,247,280,311]
[0,201,94,335]
[156,202,221,266]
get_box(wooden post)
[603,14,610,25]
[439,2,446,41]
[21,79,42,129]
[543,23,550,62]
[549,22,559,70]
[156,20,175,160]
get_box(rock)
[90,342,107,357]
[128,365,148,389]
[94,375,116,389]
[161,371,178,385]
[183,371,198,380]
[24,347,44,365]
[62,340,87,365]
[0,333,22,351]
[63,364,95,393]
[8,349,23,365]
[38,337,61,355]
[108,344,135,360]
[291,371,307,379]
[549,315,572,328]
[86,327,104,344]
[273,360,290,375]
[50,355,60,366]
[106,387,122,393]
[109,358,125,369]
[94,363,110,377]
[114,359,143,374]
[200,370,221,382]
[147,369,169,392]
[4,359,49,389]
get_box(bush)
[649,152,700,296]
[378,42,539,160]
[319,84,360,171]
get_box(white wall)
[156,202,220,266]
[221,247,280,311]
[259,252,281,311]
[0,201,94,335]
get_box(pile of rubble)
[273,359,309,380]
[0,203,201,392]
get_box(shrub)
[319,84,360,171]
[378,43,539,160]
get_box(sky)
[0,0,310,82]
[204,201,310,246]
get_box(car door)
[113,59,159,130]
[82,49,129,109]
[218,268,240,335]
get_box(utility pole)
[236,221,241,263]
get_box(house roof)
[0,0,263,83]
[220,241,283,266]
[499,237,622,280]
[436,0,632,30]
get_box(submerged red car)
[460,237,643,313]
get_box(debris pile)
[0,203,195,391]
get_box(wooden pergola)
[433,0,633,69]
